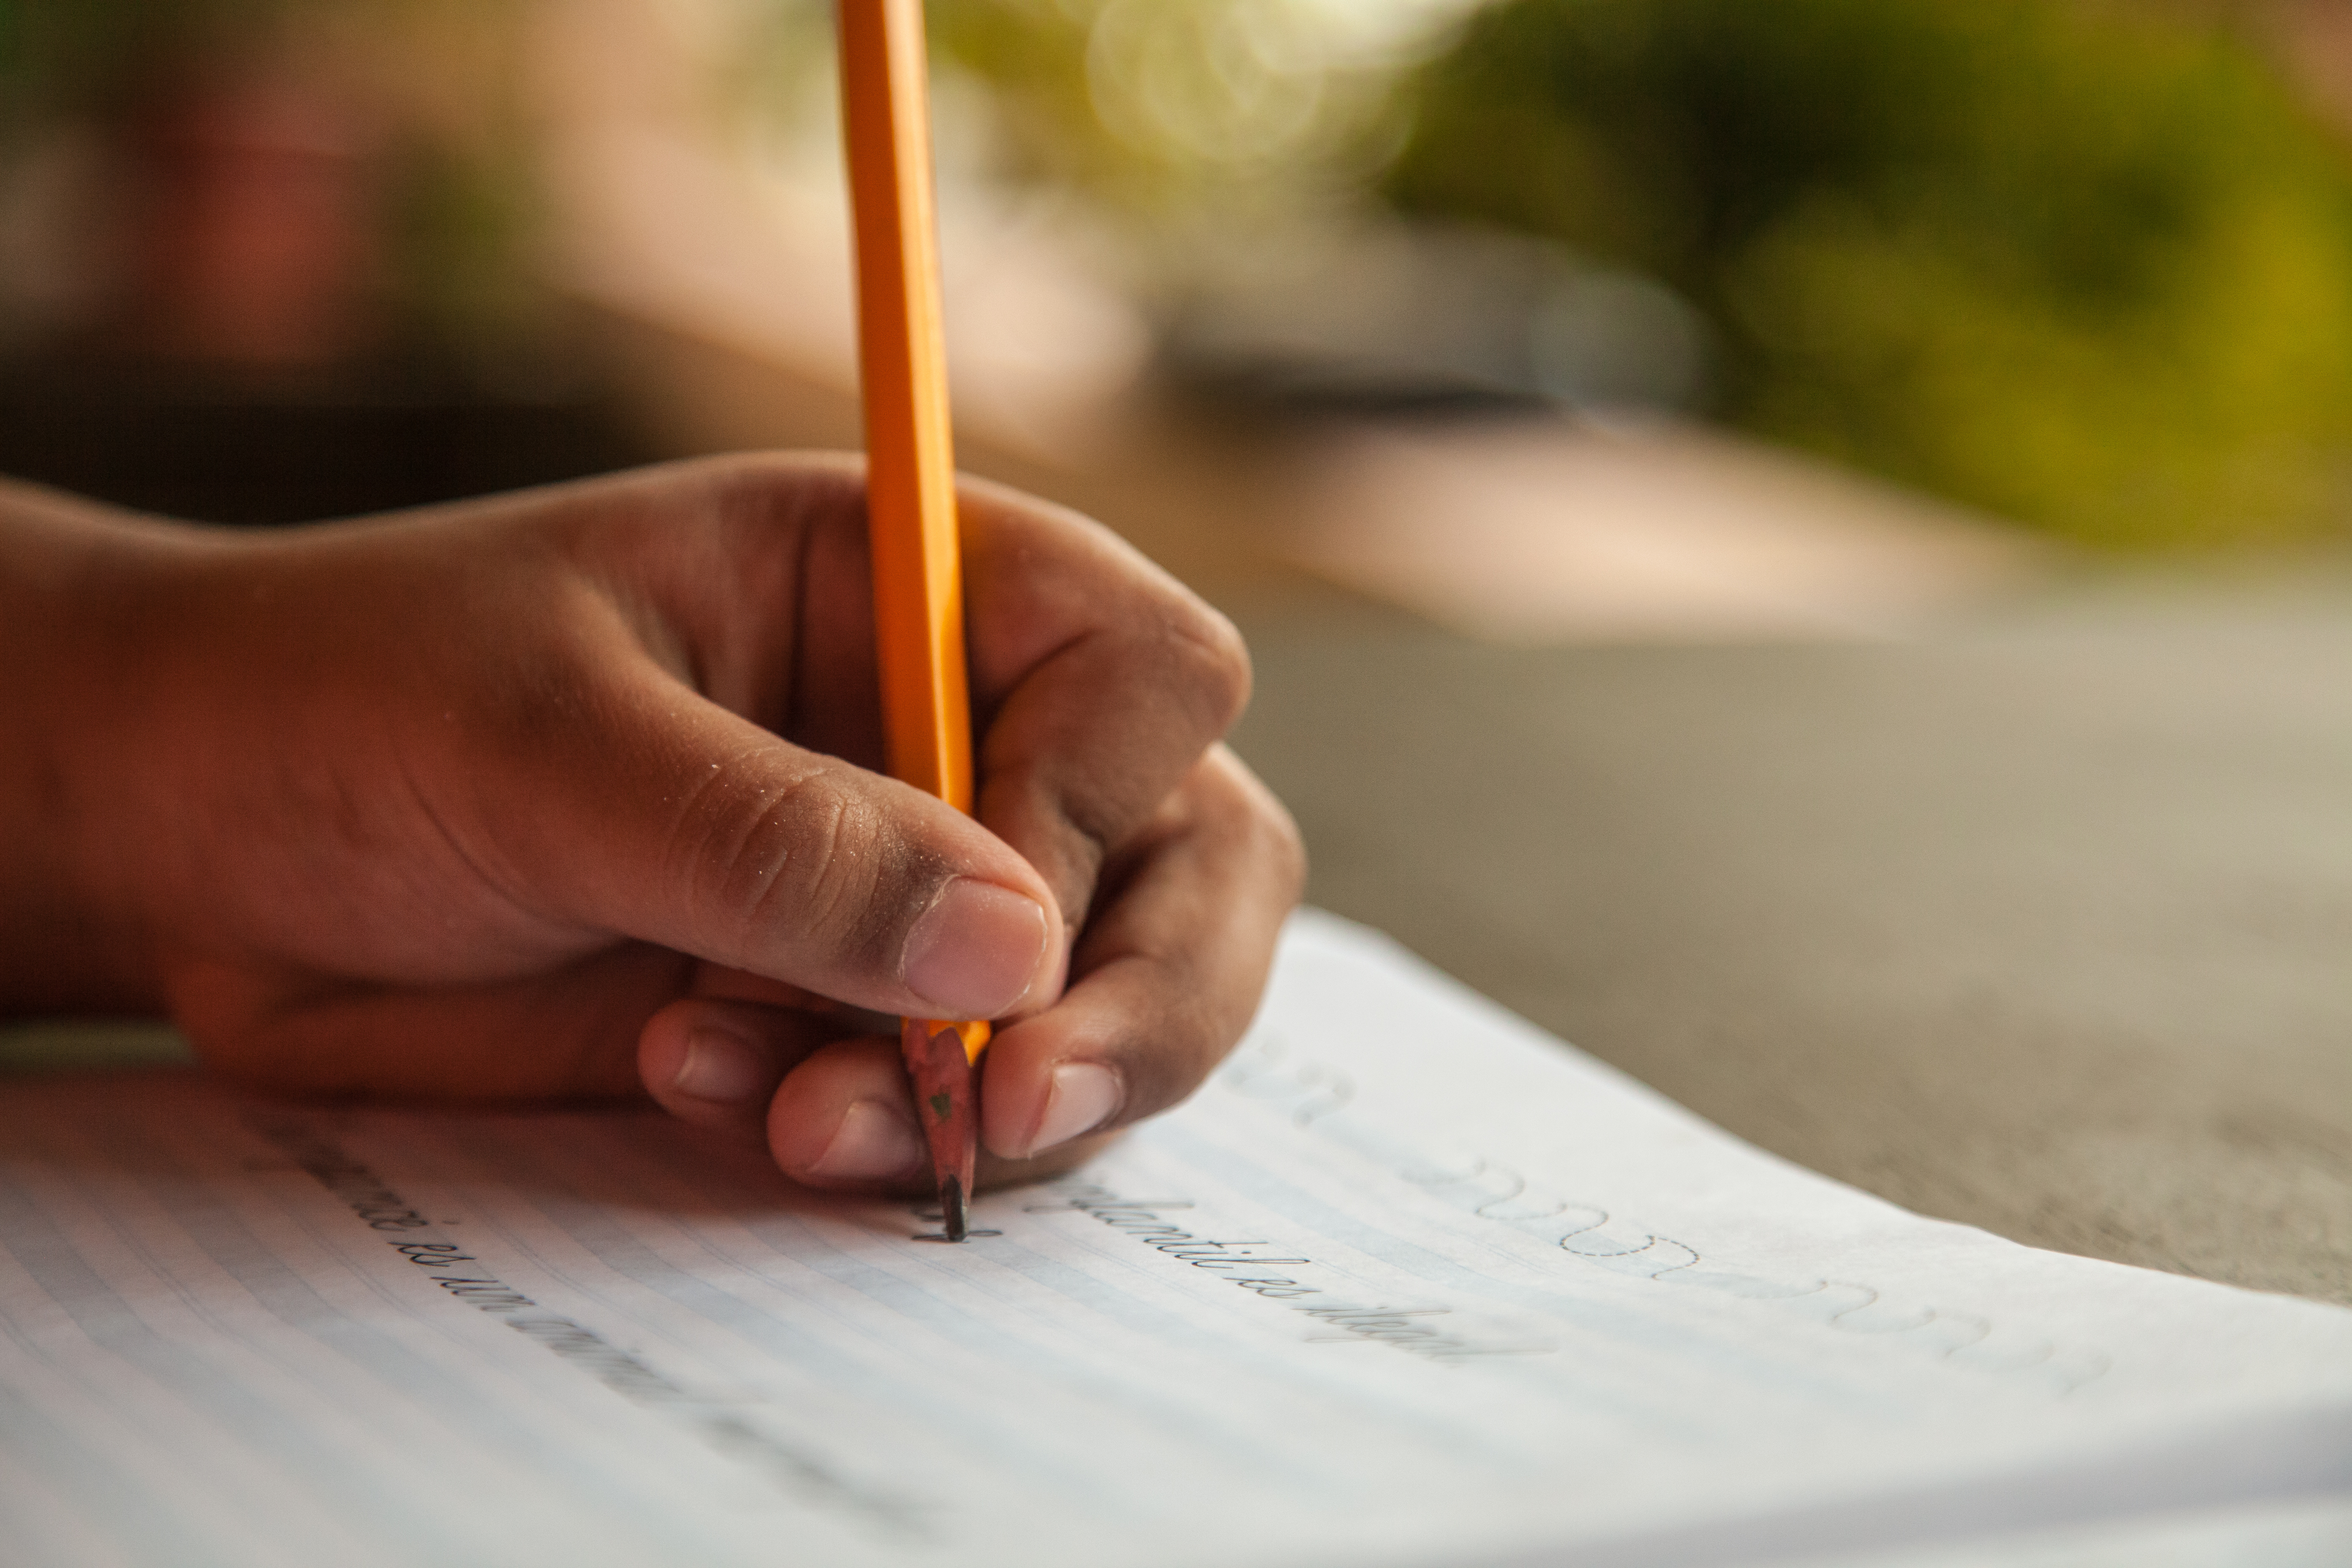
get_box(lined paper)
[3,912,2346,1568]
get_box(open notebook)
[3,912,2347,1568]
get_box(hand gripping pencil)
[839,0,988,1241]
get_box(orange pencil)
[838,0,988,1241]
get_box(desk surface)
[1230,584,2352,1307]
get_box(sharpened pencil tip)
[941,1175,968,1243]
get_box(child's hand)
[5,456,1303,1191]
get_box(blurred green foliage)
[926,0,1112,187]
[1387,0,2352,549]
[918,0,1422,216]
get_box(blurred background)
[18,0,2352,569]
[1,0,2346,1302]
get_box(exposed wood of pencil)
[903,1019,980,1239]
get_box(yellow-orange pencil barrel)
[841,0,970,811]
[839,0,988,1240]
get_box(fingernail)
[808,1100,926,1181]
[673,1025,767,1104]
[901,878,1049,1019]
[1027,1062,1122,1158]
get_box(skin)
[0,454,1305,1195]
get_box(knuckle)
[756,776,898,958]
[1262,797,1308,900]
[689,761,899,967]
[1203,747,1308,896]
[1162,601,1253,731]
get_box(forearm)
[0,480,178,1015]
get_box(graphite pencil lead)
[901,1017,979,1241]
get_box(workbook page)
[3,913,2346,1568]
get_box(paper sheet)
[1791,1498,2352,1568]
[3,912,2347,1568]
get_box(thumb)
[464,665,1064,1020]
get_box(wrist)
[0,480,205,1015]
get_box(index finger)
[955,480,1253,948]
